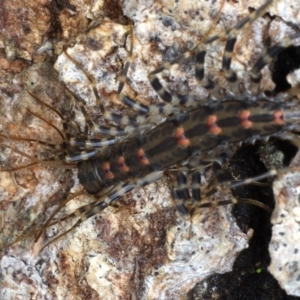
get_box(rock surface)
[0,0,300,299]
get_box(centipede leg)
[148,1,274,104]
[36,171,164,250]
[64,21,184,140]
[172,189,188,215]
[195,0,272,98]
[0,92,72,170]
[191,171,201,203]
[250,32,300,93]
[194,162,276,212]
[172,172,190,215]
[284,132,300,148]
[147,0,226,106]
[62,22,156,140]
[172,170,202,215]
[218,0,273,95]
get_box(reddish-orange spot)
[273,110,284,125]
[174,127,191,147]
[239,110,253,128]
[206,115,222,135]
[103,162,114,179]
[117,156,129,172]
[137,148,150,165]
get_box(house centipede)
[0,1,300,298]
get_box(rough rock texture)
[1,0,300,299]
[270,151,300,297]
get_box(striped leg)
[193,151,274,212]
[171,149,242,214]
[63,56,150,137]
[250,32,300,94]
[195,0,273,97]
[62,23,154,138]
[35,171,164,250]
[3,90,126,167]
[172,170,202,215]
[219,0,273,95]
[148,1,273,102]
[197,169,275,212]
[192,0,272,97]
[172,172,190,215]
[148,0,226,105]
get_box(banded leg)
[250,32,300,94]
[148,1,273,102]
[172,170,202,215]
[27,94,92,165]
[192,151,275,212]
[148,0,226,105]
[62,23,155,138]
[65,74,149,137]
[117,23,152,116]
[8,90,126,166]
[196,169,275,212]
[60,24,159,163]
[36,171,164,250]
[65,105,192,163]
[69,136,117,149]
[196,151,234,200]
[67,74,154,136]
[187,150,238,210]
[193,0,274,97]
[219,0,273,95]
[172,172,190,215]
[195,0,273,97]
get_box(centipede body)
[1,1,300,299]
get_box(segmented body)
[2,0,300,245]
[1,0,300,299]
[64,0,300,220]
[78,97,287,196]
